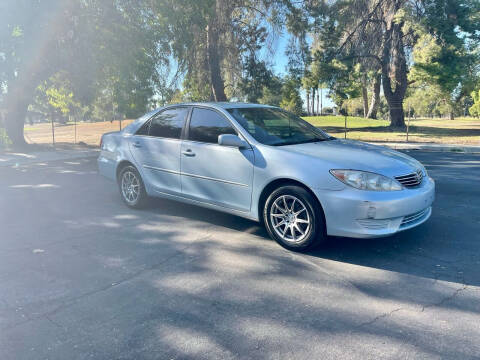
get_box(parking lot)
[1,151,479,359]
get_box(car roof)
[164,102,277,110]
[127,102,277,133]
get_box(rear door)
[129,107,189,196]
[180,107,254,212]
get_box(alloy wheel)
[121,170,140,204]
[269,195,311,243]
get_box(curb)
[367,142,480,154]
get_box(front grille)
[357,219,390,229]
[400,207,430,227]
[395,169,423,188]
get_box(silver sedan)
[98,103,435,250]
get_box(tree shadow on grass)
[321,124,480,139]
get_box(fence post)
[51,118,55,146]
[320,88,323,116]
[406,102,411,142]
[73,115,77,144]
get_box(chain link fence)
[23,119,134,147]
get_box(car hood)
[281,139,422,177]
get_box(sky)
[165,27,335,110]
[264,32,334,110]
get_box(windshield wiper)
[274,138,329,146]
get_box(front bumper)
[315,176,435,238]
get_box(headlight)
[420,165,428,177]
[330,170,403,191]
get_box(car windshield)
[227,107,332,146]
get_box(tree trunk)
[311,88,315,116]
[3,56,52,148]
[361,74,368,118]
[307,91,310,116]
[206,22,227,102]
[320,88,323,115]
[386,97,405,127]
[4,79,35,148]
[367,73,381,119]
[382,18,407,128]
[316,90,319,115]
[4,104,28,148]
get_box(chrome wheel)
[270,195,311,243]
[121,170,140,204]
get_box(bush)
[0,126,11,150]
[0,116,11,149]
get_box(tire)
[263,185,326,251]
[117,165,149,208]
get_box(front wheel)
[263,185,326,251]
[118,165,149,208]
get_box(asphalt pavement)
[0,151,479,359]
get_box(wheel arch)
[257,178,327,231]
[116,160,137,182]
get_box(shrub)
[470,90,480,118]
[0,122,11,150]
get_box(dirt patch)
[24,120,135,146]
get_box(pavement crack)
[45,315,64,330]
[421,284,468,312]
[356,284,469,329]
[356,307,404,328]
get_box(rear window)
[135,107,188,139]
[149,108,188,139]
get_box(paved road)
[0,151,479,359]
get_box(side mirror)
[218,134,249,149]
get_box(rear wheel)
[263,185,326,251]
[118,165,149,208]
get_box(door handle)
[132,141,142,148]
[182,149,195,157]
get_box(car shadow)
[144,151,480,289]
[3,154,479,359]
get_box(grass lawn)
[21,115,480,147]
[304,115,480,145]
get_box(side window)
[188,108,236,144]
[148,107,188,139]
[135,120,151,135]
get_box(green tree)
[258,76,283,107]
[32,72,82,123]
[0,0,164,147]
[153,0,282,103]
[302,0,480,127]
[280,77,303,115]
[1,0,86,146]
[410,0,480,119]
[470,90,480,118]
[238,55,274,103]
